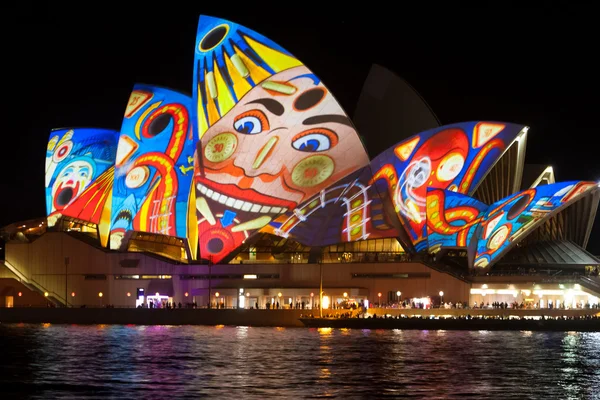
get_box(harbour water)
[1,323,599,399]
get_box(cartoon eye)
[292,129,338,152]
[233,110,269,134]
[62,167,74,177]
[79,169,89,179]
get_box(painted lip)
[195,176,296,212]
[53,181,80,210]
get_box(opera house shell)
[1,15,599,310]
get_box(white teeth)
[196,183,286,214]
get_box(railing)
[2,260,65,306]
[3,260,28,282]
[29,276,66,306]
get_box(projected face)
[395,128,469,242]
[195,65,368,261]
[197,65,365,207]
[51,159,94,212]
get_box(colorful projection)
[193,14,303,138]
[370,121,527,251]
[45,128,119,228]
[426,188,488,251]
[193,16,369,262]
[38,15,600,268]
[261,122,526,250]
[262,167,401,246]
[470,181,599,269]
[110,85,197,252]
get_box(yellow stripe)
[242,35,302,73]
[134,101,162,140]
[213,59,235,117]
[187,181,198,260]
[233,46,270,85]
[196,84,209,139]
[98,189,113,248]
[206,96,220,126]
[224,52,252,101]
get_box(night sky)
[3,5,599,253]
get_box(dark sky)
[3,5,599,253]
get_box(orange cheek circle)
[291,155,334,188]
[204,133,237,163]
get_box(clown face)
[51,158,95,212]
[195,65,369,260]
[197,65,367,206]
[396,128,469,243]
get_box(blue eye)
[292,132,333,152]
[234,116,262,134]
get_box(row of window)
[83,273,430,280]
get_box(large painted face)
[51,158,95,212]
[197,65,367,208]
[194,65,368,261]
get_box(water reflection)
[0,324,599,399]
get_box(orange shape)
[473,122,505,148]
[125,90,153,118]
[394,136,420,161]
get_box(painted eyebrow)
[302,114,353,127]
[246,99,284,116]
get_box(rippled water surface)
[1,324,599,399]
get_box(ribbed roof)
[498,240,600,266]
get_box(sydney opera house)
[1,15,599,310]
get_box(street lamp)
[439,291,444,306]
[377,292,382,306]
[343,292,348,298]
[396,291,401,303]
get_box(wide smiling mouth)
[196,180,293,214]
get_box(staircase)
[2,260,65,306]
